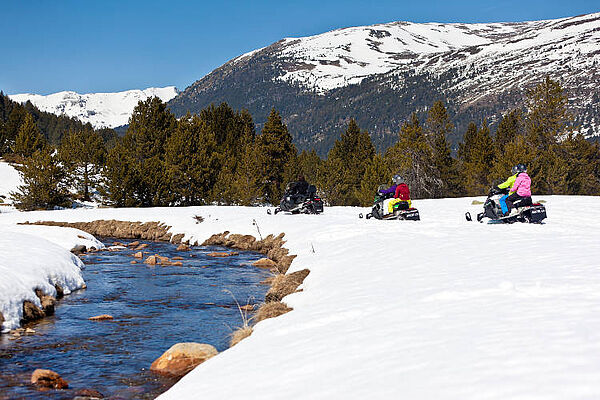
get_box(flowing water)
[0,239,270,399]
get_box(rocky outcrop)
[30,368,68,389]
[150,342,218,377]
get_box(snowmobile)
[465,188,547,224]
[359,187,420,221]
[267,183,324,215]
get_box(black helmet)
[511,164,527,174]
[392,174,404,184]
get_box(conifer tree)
[12,113,47,158]
[494,109,524,155]
[385,113,438,199]
[323,119,375,205]
[425,101,461,197]
[458,121,495,195]
[59,130,106,201]
[255,109,297,204]
[164,114,219,205]
[357,154,390,206]
[103,97,176,206]
[11,148,69,210]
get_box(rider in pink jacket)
[504,164,532,215]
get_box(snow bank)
[0,161,22,206]
[0,196,598,398]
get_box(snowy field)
[1,196,599,399]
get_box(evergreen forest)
[3,77,600,211]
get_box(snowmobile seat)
[513,197,533,208]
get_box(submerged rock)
[150,342,218,377]
[88,314,113,321]
[30,368,68,389]
[73,388,104,399]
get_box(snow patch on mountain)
[9,87,178,129]
[271,13,600,94]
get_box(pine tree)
[357,154,390,206]
[385,113,438,199]
[494,109,524,155]
[103,97,176,207]
[254,109,297,204]
[425,101,461,197]
[164,114,219,205]
[323,119,375,205]
[12,113,47,158]
[458,121,495,195]
[11,148,70,210]
[59,130,106,201]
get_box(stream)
[0,238,270,399]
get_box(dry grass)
[265,269,310,302]
[229,325,253,347]
[255,301,292,323]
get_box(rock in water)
[30,369,68,389]
[88,314,113,321]
[253,258,277,268]
[150,342,218,377]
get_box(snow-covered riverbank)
[1,196,599,398]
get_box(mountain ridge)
[168,12,600,155]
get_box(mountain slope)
[169,13,600,154]
[9,87,178,129]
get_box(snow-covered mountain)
[9,87,178,129]
[169,13,600,154]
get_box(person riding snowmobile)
[494,164,531,216]
[379,175,411,214]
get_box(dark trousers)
[505,193,528,213]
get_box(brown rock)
[88,314,113,321]
[71,245,87,255]
[135,243,149,250]
[30,369,68,389]
[207,252,237,257]
[22,300,44,322]
[54,284,64,299]
[73,388,104,399]
[35,289,56,316]
[252,258,277,268]
[176,244,190,251]
[150,343,218,377]
[144,255,159,265]
[133,251,144,259]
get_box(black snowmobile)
[267,183,324,215]
[359,186,420,221]
[466,188,547,224]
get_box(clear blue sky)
[1,0,598,95]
